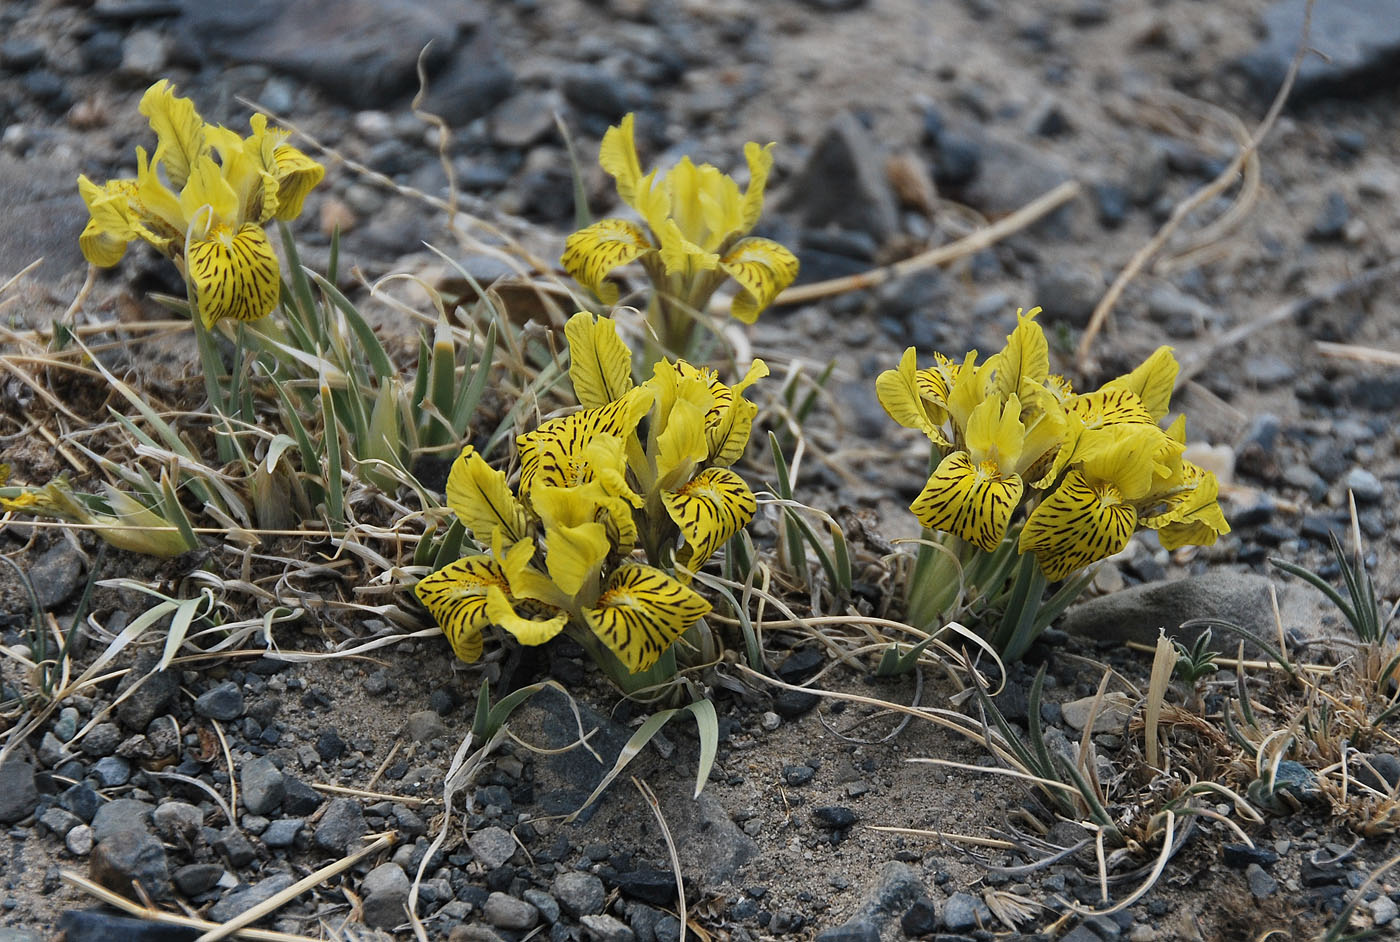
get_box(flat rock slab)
[1239,0,1400,102]
[176,0,487,108]
[1061,569,1333,650]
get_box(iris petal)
[1019,470,1137,581]
[583,564,711,673]
[663,467,756,573]
[910,451,1023,553]
[719,237,800,324]
[187,223,281,326]
[561,219,655,305]
[413,554,511,662]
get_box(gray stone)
[406,709,449,743]
[208,873,296,923]
[313,798,367,853]
[241,757,286,815]
[214,826,257,867]
[66,824,94,856]
[361,862,411,929]
[90,828,170,900]
[814,918,880,942]
[1244,354,1296,388]
[1357,754,1400,793]
[1237,0,1400,102]
[1246,862,1278,898]
[554,871,606,917]
[417,30,514,127]
[1344,468,1384,504]
[54,707,79,742]
[561,64,637,120]
[491,90,560,149]
[151,801,203,846]
[523,888,561,924]
[60,783,101,822]
[484,892,539,930]
[469,825,517,868]
[1145,285,1216,333]
[261,818,303,847]
[80,722,121,756]
[120,29,170,77]
[91,799,154,842]
[0,761,39,823]
[116,658,179,730]
[1035,265,1100,328]
[40,806,82,838]
[580,914,635,942]
[941,891,990,931]
[1371,895,1399,926]
[173,862,225,896]
[1062,570,1331,650]
[92,756,131,787]
[781,112,900,244]
[27,540,85,610]
[194,681,244,720]
[960,128,1074,222]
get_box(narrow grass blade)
[308,271,394,382]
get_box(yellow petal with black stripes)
[188,223,281,327]
[561,218,655,305]
[583,564,711,673]
[1019,470,1138,581]
[719,237,799,324]
[413,554,511,662]
[909,451,1023,553]
[662,467,756,574]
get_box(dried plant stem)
[194,832,396,942]
[1075,0,1314,367]
[866,825,1015,850]
[61,870,318,942]
[1315,340,1400,367]
[634,777,687,942]
[773,180,1081,307]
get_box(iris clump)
[77,80,324,328]
[879,307,1230,660]
[415,312,766,690]
[562,114,799,356]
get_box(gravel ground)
[2,0,1400,939]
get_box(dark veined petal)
[1019,469,1138,581]
[1101,345,1178,422]
[138,80,208,191]
[413,555,511,662]
[561,219,655,305]
[909,451,1023,553]
[719,236,799,324]
[1069,388,1155,429]
[583,564,711,673]
[565,311,635,408]
[518,387,653,494]
[187,223,281,327]
[271,143,325,221]
[662,467,756,573]
[445,445,529,544]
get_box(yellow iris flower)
[562,114,799,325]
[76,80,324,327]
[415,312,762,674]
[880,308,1230,581]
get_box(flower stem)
[188,300,238,465]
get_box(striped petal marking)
[583,564,711,673]
[662,467,757,572]
[719,236,800,324]
[413,554,511,662]
[910,451,1023,553]
[1019,469,1138,581]
[561,218,655,305]
[187,223,281,326]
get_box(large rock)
[780,112,900,245]
[177,0,493,108]
[1238,0,1400,102]
[0,156,89,324]
[1061,569,1331,649]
